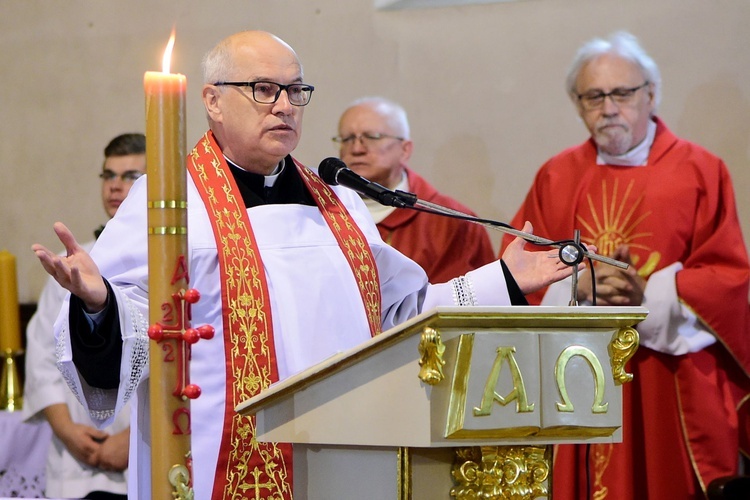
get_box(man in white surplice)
[32,31,584,500]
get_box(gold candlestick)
[0,348,23,411]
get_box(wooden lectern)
[237,305,646,499]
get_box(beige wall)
[2,0,749,302]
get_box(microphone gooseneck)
[316,157,627,270]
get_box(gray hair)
[345,96,411,139]
[565,31,661,110]
[202,37,235,84]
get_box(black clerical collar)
[225,157,285,187]
[225,155,315,208]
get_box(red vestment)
[503,118,750,499]
[377,168,495,283]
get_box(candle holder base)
[0,348,23,411]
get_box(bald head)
[339,97,410,140]
[202,31,302,85]
[337,97,413,188]
[201,31,308,174]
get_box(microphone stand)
[406,195,628,271]
[403,197,627,306]
[569,229,581,306]
[316,158,627,298]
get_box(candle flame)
[162,28,176,73]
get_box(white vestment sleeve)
[54,286,150,428]
[636,262,716,354]
[22,275,71,421]
[542,262,716,355]
[422,260,510,310]
[54,179,152,429]
[24,244,131,498]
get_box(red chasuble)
[376,168,495,283]
[503,118,750,498]
[187,131,381,499]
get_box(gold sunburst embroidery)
[575,178,660,277]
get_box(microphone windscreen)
[318,157,347,185]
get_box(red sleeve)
[675,157,750,373]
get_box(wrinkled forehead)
[341,105,386,129]
[577,54,644,90]
[229,36,303,81]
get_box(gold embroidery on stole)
[189,132,292,500]
[296,161,382,336]
[188,132,382,498]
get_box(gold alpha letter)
[473,346,535,416]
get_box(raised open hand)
[32,222,108,312]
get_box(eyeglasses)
[99,170,144,183]
[332,132,404,149]
[576,81,650,110]
[213,80,315,106]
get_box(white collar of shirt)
[363,170,408,223]
[596,119,657,167]
[224,156,285,187]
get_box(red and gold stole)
[187,131,380,499]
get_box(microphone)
[318,157,415,208]
[317,156,627,271]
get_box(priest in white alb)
[32,31,585,500]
